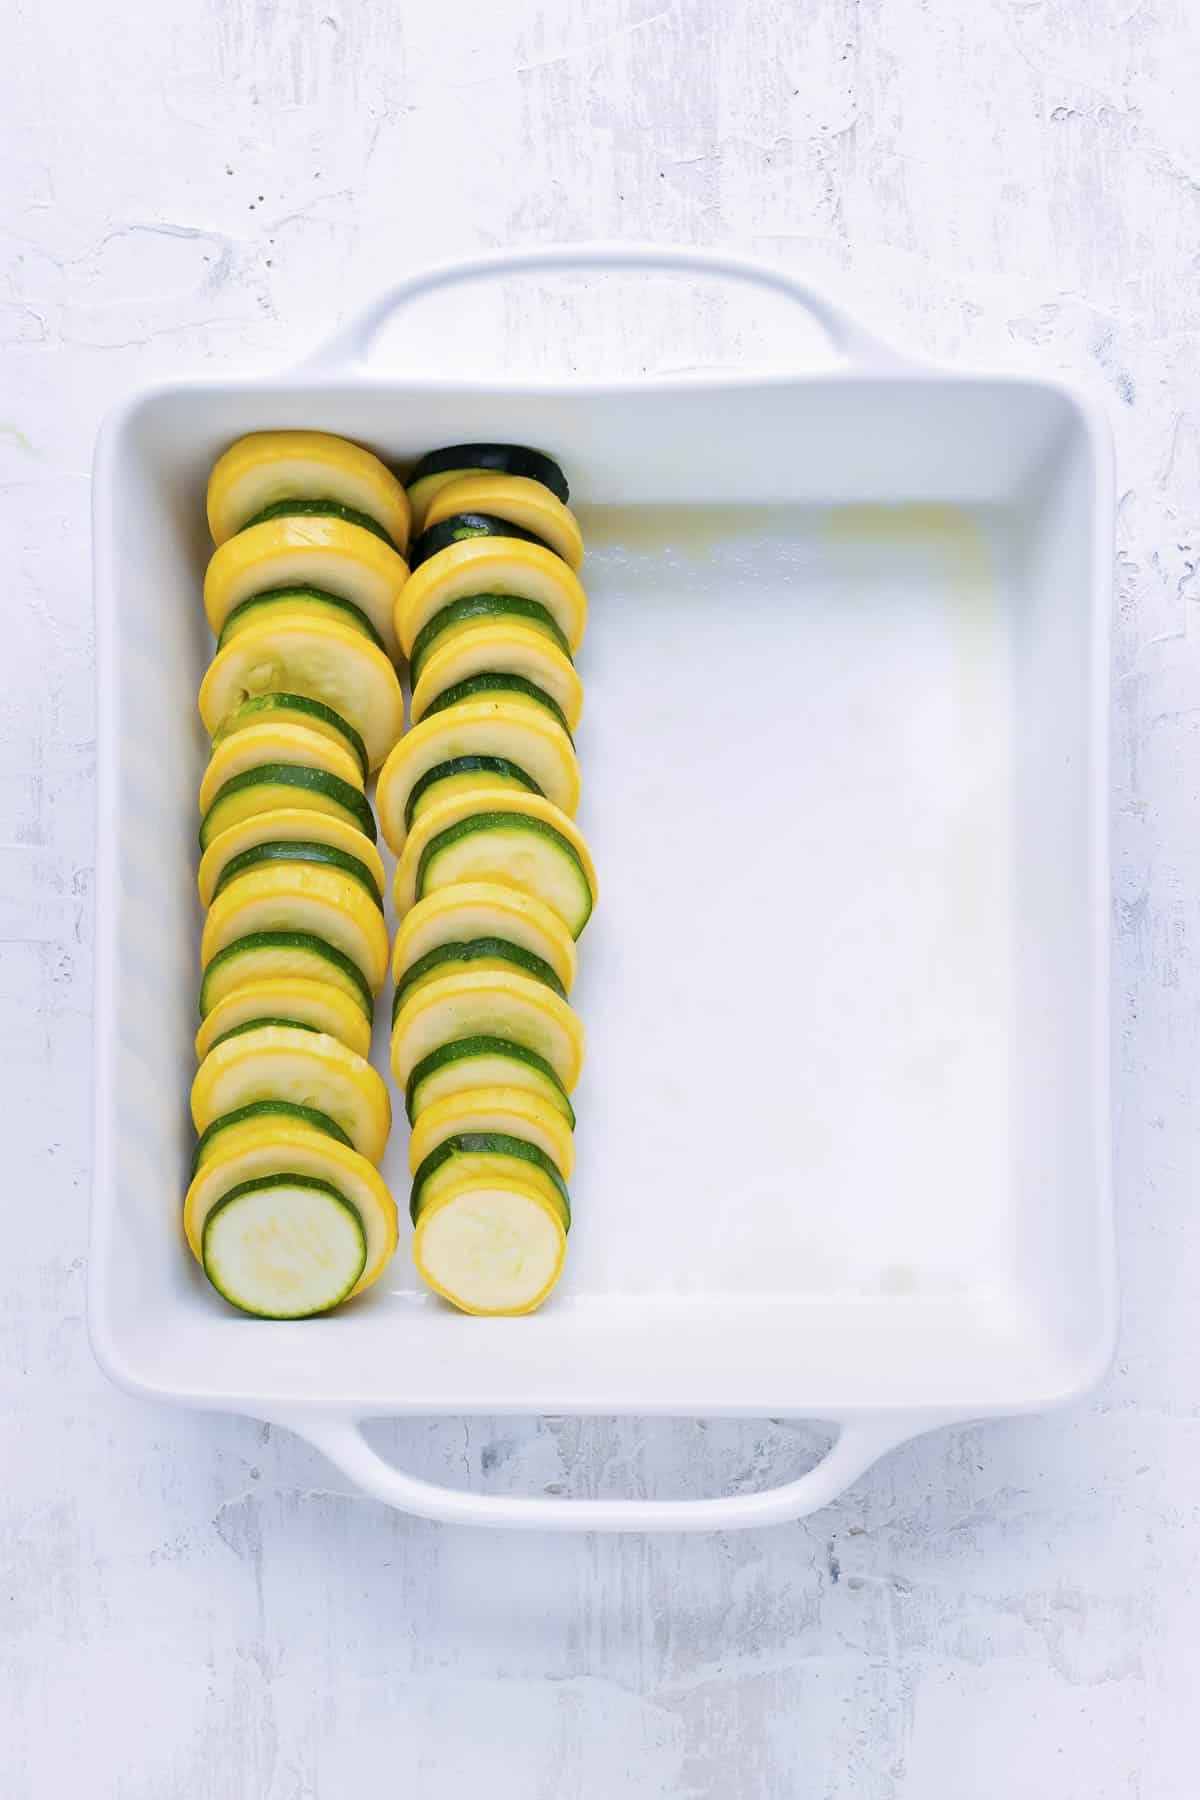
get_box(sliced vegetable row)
[186,432,408,1318]
[380,445,597,1316]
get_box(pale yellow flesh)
[409,621,583,731]
[194,977,373,1061]
[390,970,585,1091]
[202,866,389,993]
[207,431,411,550]
[391,881,577,993]
[395,539,587,658]
[413,1182,566,1315]
[184,1123,398,1296]
[191,1025,392,1164]
[197,806,385,909]
[423,474,584,571]
[203,516,409,657]
[199,721,363,814]
[376,702,580,854]
[198,614,405,772]
[409,1086,575,1179]
[203,1180,366,1318]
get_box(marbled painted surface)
[2,0,1198,1793]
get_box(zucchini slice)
[192,1023,391,1163]
[412,1179,566,1316]
[212,840,383,909]
[199,931,374,1023]
[204,515,409,659]
[410,595,572,684]
[201,1173,367,1318]
[194,977,373,1062]
[200,614,404,773]
[197,805,386,909]
[218,587,385,653]
[376,700,580,853]
[191,1101,353,1173]
[395,538,587,659]
[418,672,573,737]
[406,443,568,533]
[411,1132,570,1229]
[200,721,363,813]
[212,694,369,783]
[405,1035,575,1127]
[200,765,376,851]
[404,756,543,832]
[392,881,577,994]
[392,938,566,1017]
[411,512,551,570]
[410,621,582,731]
[207,430,411,551]
[184,1123,398,1297]
[390,969,584,1093]
[202,864,390,994]
[409,1088,576,1182]
[424,475,583,571]
[393,789,597,937]
[240,500,395,548]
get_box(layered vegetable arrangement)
[186,433,407,1317]
[185,433,595,1320]
[382,445,595,1315]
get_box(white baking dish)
[89,245,1115,1531]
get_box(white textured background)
[3,1,1199,1794]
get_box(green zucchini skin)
[416,810,594,937]
[213,692,369,780]
[199,931,375,1022]
[199,765,377,850]
[407,445,568,504]
[411,512,552,569]
[212,840,384,907]
[392,937,567,1021]
[201,1172,366,1318]
[218,586,386,653]
[239,499,398,550]
[421,673,571,737]
[191,1100,354,1174]
[410,596,572,683]
[409,1131,572,1229]
[404,757,543,832]
[404,1035,575,1127]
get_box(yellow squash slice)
[194,976,373,1062]
[423,474,584,570]
[392,881,577,994]
[204,515,409,659]
[409,1085,576,1181]
[199,613,405,772]
[395,538,587,659]
[413,1180,566,1316]
[202,863,390,994]
[197,806,386,909]
[207,430,411,551]
[376,700,580,854]
[390,968,585,1092]
[184,1121,398,1297]
[409,621,583,731]
[199,721,363,814]
[192,1024,391,1163]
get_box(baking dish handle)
[302,242,904,374]
[273,1412,930,1532]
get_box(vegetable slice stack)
[189,431,406,1318]
[384,444,596,1316]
